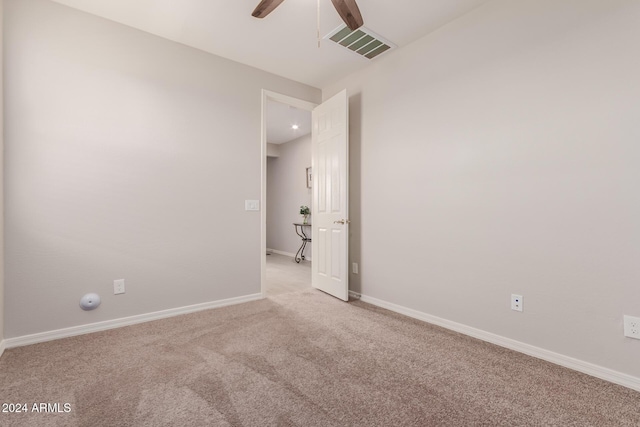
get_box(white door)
[311,90,349,301]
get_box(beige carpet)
[1,289,639,426]
[265,253,311,297]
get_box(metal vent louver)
[325,25,396,60]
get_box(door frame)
[260,90,318,298]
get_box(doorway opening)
[261,91,317,298]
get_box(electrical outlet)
[114,279,125,295]
[352,263,359,274]
[624,315,640,339]
[511,294,523,312]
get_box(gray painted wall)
[0,0,5,350]
[267,134,312,258]
[266,143,280,158]
[3,0,320,338]
[324,0,640,378]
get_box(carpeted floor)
[1,289,639,426]
[265,253,311,296]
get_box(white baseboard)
[267,248,312,261]
[4,293,263,350]
[357,293,640,393]
[0,339,6,359]
[268,248,295,257]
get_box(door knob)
[334,219,351,225]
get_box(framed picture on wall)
[306,167,312,188]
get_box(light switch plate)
[245,200,260,211]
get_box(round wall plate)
[79,293,101,311]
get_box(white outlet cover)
[623,315,640,339]
[511,294,523,312]
[114,279,125,295]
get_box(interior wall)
[3,0,320,338]
[323,0,640,378]
[267,134,312,258]
[266,143,281,158]
[0,0,5,351]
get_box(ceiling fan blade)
[330,0,364,31]
[252,0,287,19]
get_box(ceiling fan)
[252,0,364,31]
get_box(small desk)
[293,223,311,263]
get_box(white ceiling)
[50,0,492,88]
[267,100,311,145]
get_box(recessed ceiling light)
[292,125,299,130]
